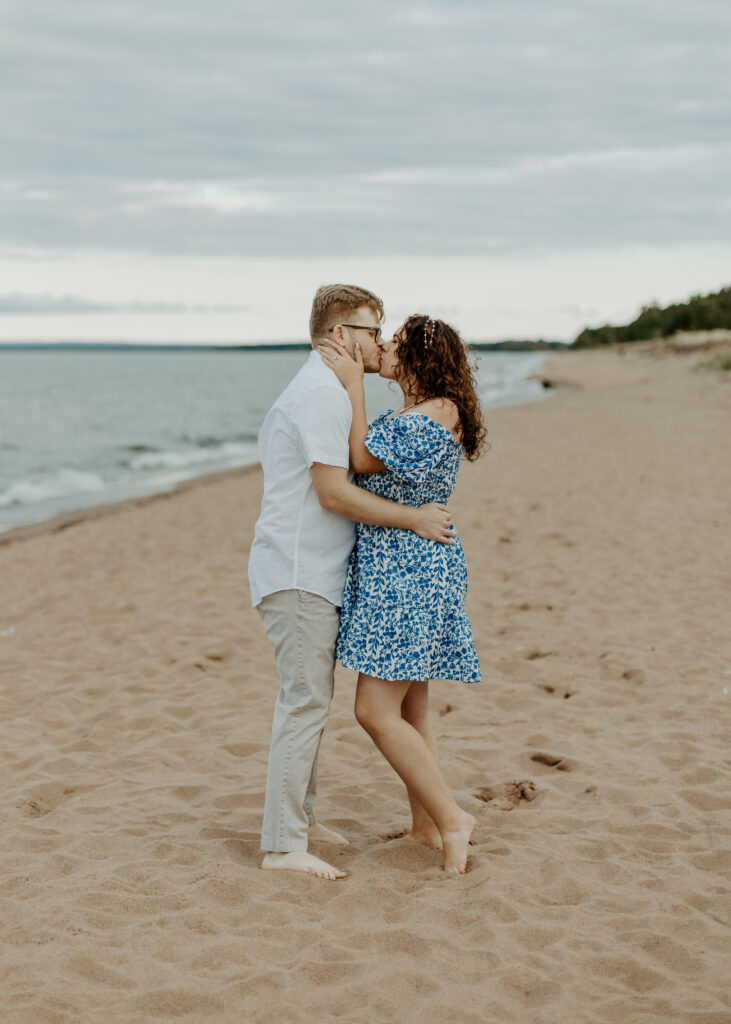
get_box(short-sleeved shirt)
[248,350,355,607]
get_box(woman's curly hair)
[393,314,487,461]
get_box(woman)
[321,314,486,874]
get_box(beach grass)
[695,347,731,372]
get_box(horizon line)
[0,338,570,349]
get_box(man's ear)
[329,323,355,356]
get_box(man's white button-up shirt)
[248,350,355,608]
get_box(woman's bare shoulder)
[416,397,460,433]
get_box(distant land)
[471,340,567,351]
[573,285,731,347]
[0,339,568,352]
[0,337,565,354]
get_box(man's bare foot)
[308,822,349,845]
[395,827,443,851]
[261,851,347,880]
[441,812,476,875]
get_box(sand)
[1,348,729,1024]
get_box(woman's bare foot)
[441,812,476,875]
[261,852,347,880]
[308,822,349,845]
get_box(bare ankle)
[440,812,464,835]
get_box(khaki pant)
[257,589,341,852]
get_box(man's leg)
[303,731,322,829]
[257,590,346,879]
[304,733,349,845]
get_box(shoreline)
[2,346,729,1023]
[0,461,263,548]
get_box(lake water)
[0,347,547,532]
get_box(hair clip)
[424,317,436,347]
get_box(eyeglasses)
[328,324,382,344]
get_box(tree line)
[573,285,731,348]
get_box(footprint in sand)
[438,703,455,716]
[382,828,409,840]
[539,684,576,699]
[200,826,260,843]
[474,780,537,810]
[530,751,578,773]
[17,783,77,817]
[221,742,261,759]
[621,668,646,684]
[18,798,49,818]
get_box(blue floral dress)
[336,411,481,683]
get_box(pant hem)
[261,840,309,854]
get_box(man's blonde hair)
[309,284,384,342]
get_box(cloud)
[122,182,275,214]
[0,0,729,259]
[0,293,248,314]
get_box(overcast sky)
[1,0,729,342]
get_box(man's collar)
[310,346,348,386]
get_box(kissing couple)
[248,283,486,880]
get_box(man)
[248,284,454,881]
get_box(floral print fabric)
[336,412,482,683]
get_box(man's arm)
[310,464,454,544]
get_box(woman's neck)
[399,382,422,408]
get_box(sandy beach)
[1,348,729,1024]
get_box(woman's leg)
[400,683,443,848]
[355,673,474,874]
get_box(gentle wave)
[0,445,260,511]
[0,469,106,508]
[126,441,257,472]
